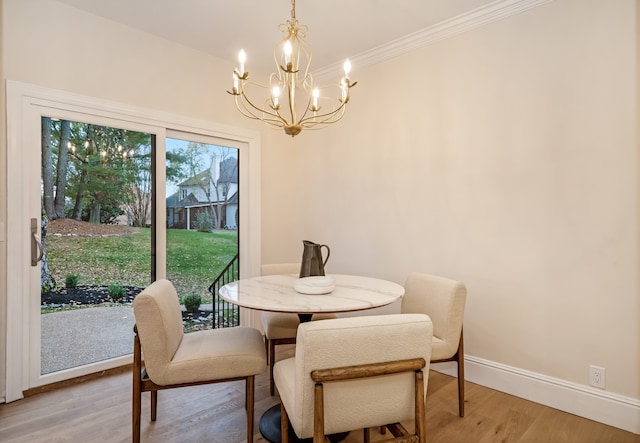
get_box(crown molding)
[315,0,553,80]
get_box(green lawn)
[46,228,238,301]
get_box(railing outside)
[207,254,240,328]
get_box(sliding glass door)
[6,82,261,400]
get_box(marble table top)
[218,274,404,314]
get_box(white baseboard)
[431,355,640,435]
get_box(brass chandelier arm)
[297,95,349,128]
[298,108,344,129]
[235,96,287,128]
[232,81,289,128]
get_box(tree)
[41,117,55,220]
[53,120,71,219]
[124,141,191,227]
[166,149,190,184]
[63,124,149,223]
[40,216,56,291]
[123,143,152,227]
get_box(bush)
[65,274,79,289]
[194,210,215,232]
[108,283,125,301]
[182,294,202,313]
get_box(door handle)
[31,218,44,266]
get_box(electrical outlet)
[589,365,606,389]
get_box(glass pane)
[165,138,239,332]
[40,117,152,374]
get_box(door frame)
[5,81,261,402]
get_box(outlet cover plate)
[589,365,606,389]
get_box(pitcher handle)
[320,244,331,266]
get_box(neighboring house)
[166,156,238,230]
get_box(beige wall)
[2,0,265,128]
[1,0,638,408]
[262,0,639,399]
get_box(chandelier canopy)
[228,0,357,137]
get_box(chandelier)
[228,0,357,137]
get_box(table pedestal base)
[259,404,349,443]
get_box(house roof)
[178,170,210,187]
[177,158,238,188]
[220,158,238,182]
[166,191,200,208]
[166,192,180,208]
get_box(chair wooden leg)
[415,370,426,442]
[364,427,370,442]
[246,376,255,443]
[281,402,290,443]
[313,383,325,443]
[457,330,465,417]
[133,384,141,443]
[269,339,276,396]
[150,391,158,421]
[245,378,249,410]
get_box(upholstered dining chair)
[402,272,467,417]
[132,279,267,443]
[260,263,335,396]
[274,314,433,443]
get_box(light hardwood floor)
[1,345,638,443]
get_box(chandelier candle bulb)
[238,49,246,76]
[233,73,239,92]
[344,59,351,78]
[312,88,319,109]
[272,86,280,107]
[284,40,292,66]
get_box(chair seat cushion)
[262,312,299,339]
[150,326,266,386]
[262,312,336,339]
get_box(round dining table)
[219,273,405,443]
[219,273,404,320]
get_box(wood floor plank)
[1,346,638,443]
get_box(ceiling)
[55,0,499,75]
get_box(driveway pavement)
[41,305,135,374]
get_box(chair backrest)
[261,263,299,276]
[402,272,466,356]
[133,279,184,381]
[292,314,433,437]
